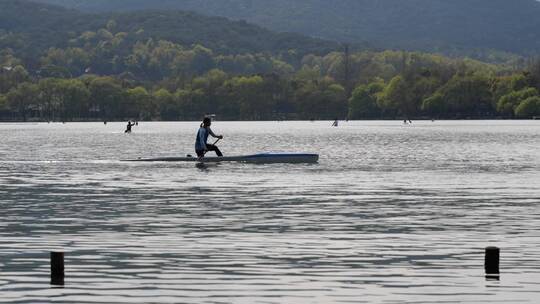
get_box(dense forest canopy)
[1,0,540,121]
[37,0,540,58]
[0,0,338,66]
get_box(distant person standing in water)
[195,117,223,158]
[125,120,135,133]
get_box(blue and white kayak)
[125,152,319,164]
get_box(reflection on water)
[1,121,540,303]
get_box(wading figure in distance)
[125,120,136,133]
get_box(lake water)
[1,120,539,303]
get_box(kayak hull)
[125,153,319,164]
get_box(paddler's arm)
[208,128,223,139]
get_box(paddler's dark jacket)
[195,126,217,151]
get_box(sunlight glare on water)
[1,120,539,303]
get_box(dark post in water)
[485,246,500,278]
[50,252,65,285]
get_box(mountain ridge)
[36,0,540,55]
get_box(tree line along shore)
[1,22,540,121]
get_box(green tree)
[6,82,39,121]
[514,96,540,118]
[153,88,176,120]
[323,83,347,118]
[190,44,215,75]
[38,78,64,121]
[293,77,346,119]
[349,79,385,119]
[225,75,272,119]
[491,74,529,108]
[58,79,90,121]
[0,65,30,94]
[427,75,493,118]
[41,48,91,76]
[175,88,205,120]
[422,92,446,117]
[154,41,183,74]
[88,77,124,120]
[0,49,22,69]
[295,66,321,82]
[378,75,412,117]
[292,80,319,118]
[0,94,7,111]
[40,78,91,121]
[125,86,152,119]
[497,87,538,117]
[526,59,540,91]
[271,58,294,75]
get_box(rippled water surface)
[1,120,539,303]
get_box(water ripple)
[1,121,540,303]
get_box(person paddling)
[195,117,223,158]
[125,120,136,133]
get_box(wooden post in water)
[485,246,500,279]
[50,252,65,285]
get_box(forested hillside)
[0,0,337,66]
[1,0,540,122]
[38,0,540,56]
